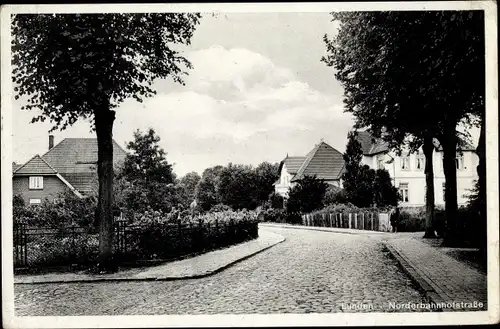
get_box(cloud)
[12,45,352,176]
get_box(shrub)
[209,203,232,213]
[323,186,348,205]
[14,192,97,228]
[25,233,99,267]
[397,207,446,233]
[454,206,485,248]
[261,208,287,223]
[316,202,360,215]
[286,175,328,213]
[268,191,284,209]
[122,208,259,261]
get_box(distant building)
[274,141,345,198]
[13,135,127,205]
[355,130,478,207]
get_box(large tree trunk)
[441,126,459,246]
[423,135,436,238]
[95,108,116,271]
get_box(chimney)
[49,135,54,150]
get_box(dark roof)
[292,141,344,181]
[42,138,127,174]
[13,155,58,176]
[12,163,22,172]
[62,172,97,195]
[355,131,389,156]
[357,131,476,154]
[283,156,306,174]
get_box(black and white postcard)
[1,2,498,327]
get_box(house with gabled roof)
[13,135,127,205]
[274,140,345,198]
[355,130,478,207]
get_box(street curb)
[260,223,389,236]
[14,234,286,285]
[384,243,446,312]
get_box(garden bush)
[13,191,97,228]
[23,233,99,268]
[323,186,348,205]
[14,196,260,269]
[118,208,259,261]
[397,207,446,233]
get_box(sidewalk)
[260,222,408,237]
[15,229,285,284]
[386,237,488,312]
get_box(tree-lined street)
[15,227,429,315]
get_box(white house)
[274,141,345,198]
[356,131,479,207]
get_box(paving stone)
[15,227,431,315]
[386,237,487,312]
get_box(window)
[376,155,385,170]
[416,152,425,170]
[29,176,43,189]
[29,198,41,205]
[456,152,465,170]
[399,183,409,203]
[442,182,446,202]
[400,156,410,171]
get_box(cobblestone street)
[15,227,431,315]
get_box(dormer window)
[29,176,43,190]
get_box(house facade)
[356,131,479,207]
[13,135,127,205]
[274,141,345,198]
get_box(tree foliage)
[254,161,280,203]
[12,13,201,130]
[194,161,280,212]
[323,11,483,148]
[340,132,398,208]
[115,128,187,216]
[341,131,364,203]
[373,169,399,207]
[286,175,329,214]
[178,172,201,203]
[323,185,348,205]
[323,11,484,242]
[120,128,176,185]
[195,166,225,211]
[12,13,201,267]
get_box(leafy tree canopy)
[12,13,201,131]
[179,171,201,202]
[286,175,329,214]
[323,11,484,150]
[120,128,176,185]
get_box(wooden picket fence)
[301,212,392,232]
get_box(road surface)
[14,227,430,315]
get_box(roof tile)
[42,138,127,174]
[14,155,58,175]
[291,141,344,181]
[283,156,306,174]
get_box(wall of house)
[366,149,478,207]
[274,164,295,197]
[361,155,376,168]
[13,175,70,205]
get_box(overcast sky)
[12,13,353,176]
